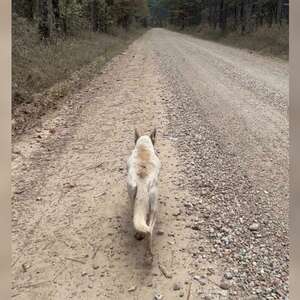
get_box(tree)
[12,0,151,40]
[13,0,36,20]
[90,0,99,31]
[147,0,289,33]
[52,0,61,30]
[38,0,50,38]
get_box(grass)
[170,24,289,60]
[12,16,145,106]
[12,16,146,135]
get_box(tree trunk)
[268,5,274,27]
[219,1,228,32]
[26,0,35,20]
[219,0,224,31]
[240,0,245,34]
[277,0,282,25]
[285,2,289,24]
[213,0,218,29]
[104,3,108,33]
[91,0,98,31]
[246,0,251,32]
[52,0,60,30]
[181,13,185,30]
[223,3,228,31]
[122,15,130,30]
[234,4,238,31]
[38,0,50,39]
[208,0,212,27]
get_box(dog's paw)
[134,232,145,241]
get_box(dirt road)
[12,29,289,299]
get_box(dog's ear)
[150,128,156,145]
[134,128,140,144]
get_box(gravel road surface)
[12,28,289,299]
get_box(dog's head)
[135,128,156,146]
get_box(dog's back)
[134,136,159,182]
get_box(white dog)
[127,129,161,256]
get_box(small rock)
[224,272,233,280]
[184,202,193,208]
[220,281,231,290]
[173,282,181,291]
[92,264,99,270]
[15,189,25,195]
[207,268,215,275]
[179,291,184,297]
[154,293,163,300]
[199,280,206,286]
[172,210,181,217]
[21,263,30,272]
[191,224,201,231]
[249,223,260,231]
[128,286,137,292]
[64,182,75,189]
[203,296,212,300]
[81,272,87,277]
[157,230,164,235]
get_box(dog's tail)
[133,183,150,235]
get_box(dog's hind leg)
[127,182,137,202]
[148,186,158,256]
[148,214,156,257]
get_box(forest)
[149,0,289,33]
[13,0,289,39]
[13,0,149,39]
